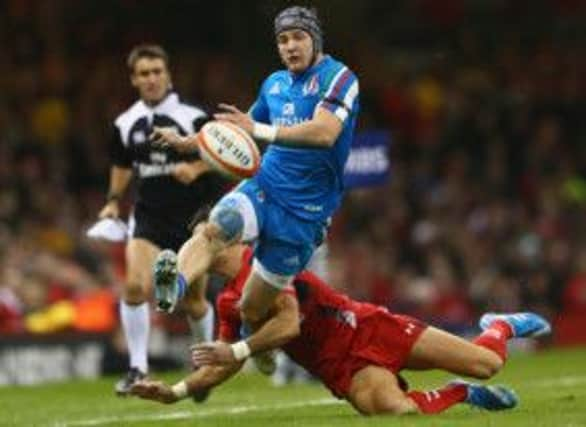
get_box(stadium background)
[1,0,586,387]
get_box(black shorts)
[129,203,193,252]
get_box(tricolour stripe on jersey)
[319,79,359,122]
[323,66,350,100]
[325,67,352,105]
[342,80,359,109]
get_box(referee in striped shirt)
[97,44,226,395]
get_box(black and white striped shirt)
[110,92,227,218]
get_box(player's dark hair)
[127,44,170,73]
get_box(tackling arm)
[246,292,300,353]
[130,353,243,404]
[192,293,300,366]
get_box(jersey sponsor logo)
[273,116,310,127]
[282,102,295,116]
[269,81,281,95]
[302,74,320,96]
[150,151,168,164]
[137,162,177,178]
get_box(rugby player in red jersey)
[131,226,550,415]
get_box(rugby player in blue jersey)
[150,6,359,370]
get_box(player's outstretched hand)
[130,380,178,404]
[150,126,196,153]
[214,104,254,134]
[191,341,236,366]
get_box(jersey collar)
[289,54,331,82]
[140,91,179,114]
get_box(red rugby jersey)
[216,247,385,382]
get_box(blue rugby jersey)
[249,55,359,222]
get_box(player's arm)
[215,104,342,148]
[130,350,243,404]
[132,291,246,405]
[216,70,359,148]
[192,293,300,366]
[272,107,342,147]
[246,292,300,352]
[107,166,133,198]
[98,126,133,219]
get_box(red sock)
[407,383,468,414]
[473,320,512,362]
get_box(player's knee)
[122,282,147,304]
[209,205,244,245]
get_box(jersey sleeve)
[109,125,132,168]
[317,67,359,123]
[249,94,270,123]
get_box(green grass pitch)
[2,347,586,427]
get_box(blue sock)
[177,273,187,299]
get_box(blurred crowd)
[1,0,586,342]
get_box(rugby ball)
[197,121,260,180]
